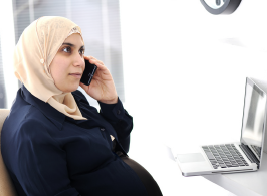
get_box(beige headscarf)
[14,16,86,120]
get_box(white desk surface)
[203,152,267,196]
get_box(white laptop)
[172,77,267,176]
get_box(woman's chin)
[61,85,80,93]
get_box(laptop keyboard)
[202,144,249,169]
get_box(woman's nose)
[73,52,85,67]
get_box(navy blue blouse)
[1,86,148,196]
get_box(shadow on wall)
[0,85,6,108]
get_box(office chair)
[0,109,17,196]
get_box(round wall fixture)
[200,0,242,15]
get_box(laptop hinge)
[239,144,260,168]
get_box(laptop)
[172,77,267,176]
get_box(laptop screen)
[241,78,267,160]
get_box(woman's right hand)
[79,56,118,104]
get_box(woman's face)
[50,33,85,93]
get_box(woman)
[1,16,162,196]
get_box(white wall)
[0,1,17,109]
[120,1,267,195]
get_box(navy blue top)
[1,86,148,196]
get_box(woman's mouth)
[69,73,82,78]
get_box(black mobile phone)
[80,59,97,86]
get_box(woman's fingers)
[81,56,118,104]
[83,55,112,80]
[84,57,110,76]
[84,56,107,70]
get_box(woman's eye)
[79,49,84,56]
[62,47,71,53]
[79,49,84,55]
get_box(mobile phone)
[80,59,97,86]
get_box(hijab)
[13,16,86,120]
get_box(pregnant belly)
[120,155,163,196]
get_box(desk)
[203,152,267,196]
